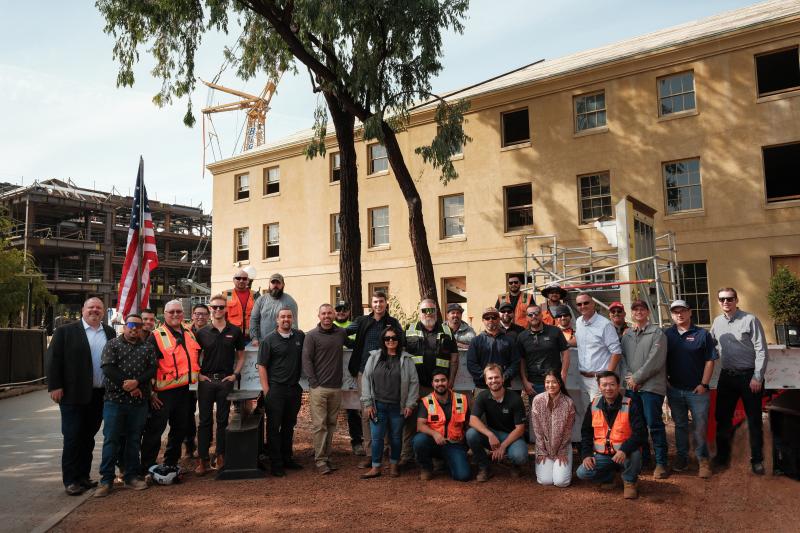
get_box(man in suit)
[47,297,116,495]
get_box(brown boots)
[698,458,712,479]
[623,481,639,499]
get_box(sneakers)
[751,462,765,475]
[653,464,669,479]
[672,456,688,472]
[124,478,149,491]
[352,444,366,456]
[698,458,712,479]
[389,464,400,478]
[623,481,638,499]
[419,469,433,481]
[93,483,112,498]
[476,467,491,482]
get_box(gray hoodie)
[621,323,667,396]
[360,349,419,410]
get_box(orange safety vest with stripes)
[423,391,468,443]
[498,291,531,328]
[153,324,200,392]
[225,289,256,334]
[591,395,633,455]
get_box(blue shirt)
[664,324,717,390]
[83,318,110,388]
[575,312,621,372]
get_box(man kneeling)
[576,371,646,498]
[413,371,471,481]
[466,363,527,481]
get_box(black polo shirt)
[471,388,525,433]
[196,322,246,375]
[257,329,305,386]
[516,325,569,384]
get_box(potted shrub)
[767,266,800,347]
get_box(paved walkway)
[0,390,101,532]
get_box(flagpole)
[136,156,145,313]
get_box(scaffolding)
[523,197,682,327]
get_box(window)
[263,223,279,259]
[440,194,465,238]
[580,267,617,288]
[330,152,342,182]
[574,91,606,132]
[331,285,342,304]
[679,262,710,326]
[263,167,280,195]
[756,47,800,96]
[235,173,249,201]
[368,144,388,174]
[331,213,341,252]
[369,282,390,297]
[234,228,249,262]
[369,206,390,247]
[658,71,696,116]
[442,276,467,316]
[578,173,612,224]
[664,158,703,214]
[763,142,800,202]
[504,184,533,231]
[501,108,530,147]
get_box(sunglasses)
[508,280,521,285]
[126,322,143,329]
[483,315,500,320]
[575,301,592,307]
[209,305,226,310]
[555,314,570,319]
[527,311,541,317]
[234,276,248,281]
[383,336,399,342]
[718,297,735,303]
[421,308,436,314]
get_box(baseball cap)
[670,299,690,310]
[482,307,499,319]
[334,301,350,311]
[269,273,284,282]
[609,301,624,311]
[630,299,648,310]
[446,303,464,313]
[498,302,514,312]
[553,305,571,318]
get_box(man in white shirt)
[574,292,622,403]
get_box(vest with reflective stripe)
[591,395,633,454]
[498,292,531,328]
[407,323,453,369]
[153,324,200,392]
[424,391,468,442]
[225,289,256,334]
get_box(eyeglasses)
[126,322,143,329]
[234,276,248,281]
[383,336,399,342]
[718,296,736,303]
[165,310,183,315]
[420,308,436,314]
[209,305,226,310]
[527,311,541,317]
[575,301,592,307]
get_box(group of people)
[46,267,770,500]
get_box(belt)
[205,372,229,380]
[580,371,600,378]
[721,368,754,376]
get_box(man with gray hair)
[250,273,298,345]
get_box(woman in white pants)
[531,370,576,487]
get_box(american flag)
[117,157,158,317]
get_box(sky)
[0,0,760,213]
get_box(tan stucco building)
[208,1,800,340]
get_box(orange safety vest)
[153,324,200,392]
[591,395,633,455]
[541,309,556,326]
[498,291,531,328]
[423,391,468,442]
[225,289,256,334]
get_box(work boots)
[698,458,712,479]
[623,481,638,499]
[195,459,209,476]
[389,464,400,477]
[653,464,669,479]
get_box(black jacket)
[346,312,403,377]
[47,320,116,404]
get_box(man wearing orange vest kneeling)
[576,371,646,499]
[412,371,471,482]
[140,300,201,476]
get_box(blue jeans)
[666,386,711,460]
[576,449,643,483]
[465,427,528,470]
[412,433,471,481]
[99,401,149,484]
[369,402,404,467]
[626,390,668,466]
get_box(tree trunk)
[380,121,438,302]
[325,92,364,317]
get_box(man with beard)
[540,283,570,325]
[498,302,525,341]
[466,364,528,481]
[495,274,532,328]
[445,303,475,350]
[413,371,471,481]
[466,308,518,391]
[250,273,298,345]
[518,304,570,396]
[609,302,631,340]
[553,305,577,347]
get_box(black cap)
[334,301,349,311]
[446,303,464,313]
[498,302,514,312]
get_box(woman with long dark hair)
[360,325,419,479]
[530,369,576,487]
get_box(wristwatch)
[700,383,710,390]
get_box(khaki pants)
[400,385,431,463]
[309,387,342,467]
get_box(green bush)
[767,266,800,324]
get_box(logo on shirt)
[225,335,234,339]
[502,408,509,414]
[685,336,695,342]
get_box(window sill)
[366,170,390,179]
[235,260,251,266]
[233,198,250,204]
[367,244,391,252]
[500,141,531,152]
[449,153,464,162]
[329,250,340,256]
[757,87,800,103]
[329,179,340,186]
[657,109,698,122]
[261,257,280,263]
[764,198,800,210]
[503,227,535,237]
[664,209,705,220]
[578,220,614,229]
[439,235,466,243]
[573,126,609,138]
[262,192,280,199]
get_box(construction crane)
[200,77,278,152]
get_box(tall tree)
[97,0,470,304]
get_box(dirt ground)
[55,399,798,533]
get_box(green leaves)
[415,99,471,184]
[303,101,329,159]
[768,266,800,324]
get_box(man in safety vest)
[540,282,569,325]
[412,370,471,481]
[140,299,201,475]
[494,274,531,328]
[402,299,459,465]
[225,268,257,343]
[576,371,647,499]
